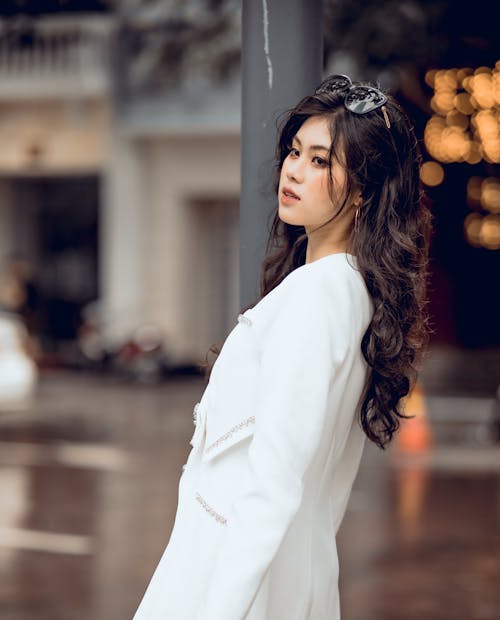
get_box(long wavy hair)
[203,79,434,450]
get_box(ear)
[351,190,362,208]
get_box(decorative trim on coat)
[192,402,200,425]
[237,313,253,326]
[190,402,207,450]
[195,491,228,525]
[204,416,256,456]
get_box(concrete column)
[100,129,146,347]
[240,0,323,307]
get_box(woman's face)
[278,115,348,233]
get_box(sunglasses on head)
[314,74,391,128]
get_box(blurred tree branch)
[114,0,496,108]
[116,0,241,98]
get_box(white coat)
[132,251,375,620]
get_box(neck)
[305,240,353,265]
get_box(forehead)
[294,116,332,145]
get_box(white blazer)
[133,252,375,620]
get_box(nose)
[284,155,304,183]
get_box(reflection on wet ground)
[0,369,498,620]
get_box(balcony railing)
[0,16,114,100]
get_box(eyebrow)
[293,135,330,153]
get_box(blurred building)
[0,0,498,369]
[0,2,241,366]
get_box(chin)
[278,206,303,226]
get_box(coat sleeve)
[196,270,353,620]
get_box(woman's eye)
[286,147,328,167]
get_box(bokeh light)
[466,176,483,205]
[480,177,500,213]
[464,212,483,247]
[420,161,445,186]
[424,63,500,164]
[464,208,500,250]
[480,214,500,249]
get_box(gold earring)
[354,207,361,234]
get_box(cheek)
[314,173,333,204]
[278,165,287,186]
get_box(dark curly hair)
[203,78,434,450]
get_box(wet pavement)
[0,365,499,620]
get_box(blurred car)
[0,311,38,411]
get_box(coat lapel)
[200,308,260,464]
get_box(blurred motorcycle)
[111,323,172,383]
[77,301,172,383]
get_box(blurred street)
[0,356,498,620]
[0,1,498,619]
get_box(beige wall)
[0,100,110,174]
[102,132,241,364]
[0,98,242,365]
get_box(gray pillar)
[240,0,323,308]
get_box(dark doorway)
[8,176,99,363]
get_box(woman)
[132,74,433,619]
